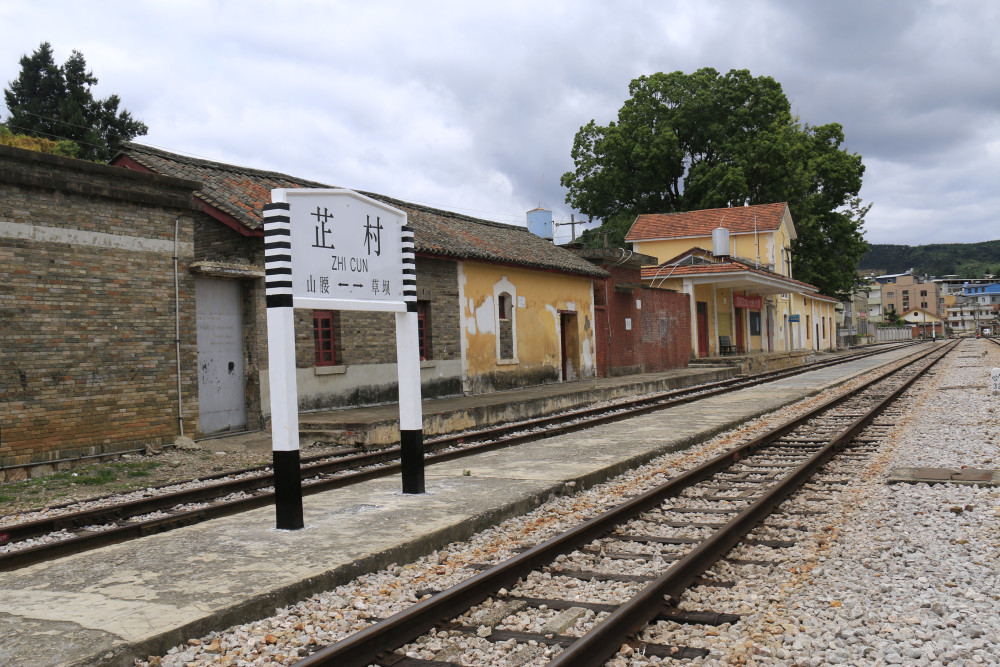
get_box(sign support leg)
[267,306,304,528]
[395,310,424,493]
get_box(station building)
[1,143,622,473]
[625,203,839,358]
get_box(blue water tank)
[526,208,553,240]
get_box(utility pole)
[555,214,590,242]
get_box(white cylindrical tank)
[712,226,730,257]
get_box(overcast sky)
[2,1,997,246]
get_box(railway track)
[0,342,922,571]
[292,340,956,666]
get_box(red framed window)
[313,310,336,366]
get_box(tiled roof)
[626,202,790,242]
[640,254,830,297]
[113,144,607,279]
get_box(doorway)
[696,301,709,357]
[735,308,745,353]
[196,278,247,434]
[559,311,580,380]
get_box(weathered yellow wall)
[633,238,707,265]
[715,287,732,339]
[634,227,793,277]
[458,261,596,392]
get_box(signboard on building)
[734,294,763,310]
[789,314,801,322]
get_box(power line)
[0,104,98,133]
[3,122,109,151]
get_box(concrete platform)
[204,365,738,452]
[0,345,925,666]
[294,365,736,447]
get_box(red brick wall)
[594,265,691,376]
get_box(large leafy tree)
[3,42,147,161]
[561,68,869,298]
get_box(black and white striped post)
[397,224,423,493]
[262,201,304,530]
[262,190,424,530]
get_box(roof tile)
[627,203,789,241]
[114,143,607,279]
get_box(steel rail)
[293,341,954,666]
[549,340,953,666]
[0,344,921,569]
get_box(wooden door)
[696,301,709,357]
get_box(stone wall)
[0,146,202,474]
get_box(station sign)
[266,188,416,313]
[262,188,423,531]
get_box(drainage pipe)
[174,217,185,437]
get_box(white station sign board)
[268,188,414,313]
[262,188,424,528]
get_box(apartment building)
[875,272,941,318]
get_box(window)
[887,291,894,298]
[498,293,512,320]
[312,310,336,366]
[920,290,927,297]
[806,315,811,338]
[749,311,761,336]
[417,301,430,361]
[903,289,909,296]
[498,291,514,359]
[921,302,928,309]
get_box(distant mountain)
[859,241,1000,278]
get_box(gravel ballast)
[127,340,999,666]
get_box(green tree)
[562,68,869,298]
[882,308,905,327]
[3,42,147,161]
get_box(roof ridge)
[121,142,335,188]
[639,202,788,218]
[122,143,534,232]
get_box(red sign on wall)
[734,294,763,309]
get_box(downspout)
[174,217,185,437]
[605,276,613,373]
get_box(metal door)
[196,278,247,434]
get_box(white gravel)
[137,341,1000,666]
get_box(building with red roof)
[627,204,839,357]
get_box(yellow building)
[626,203,839,357]
[458,259,599,393]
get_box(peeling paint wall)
[459,261,596,394]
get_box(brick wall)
[0,146,202,470]
[288,256,463,408]
[639,287,691,370]
[594,264,691,375]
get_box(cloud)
[1,0,997,246]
